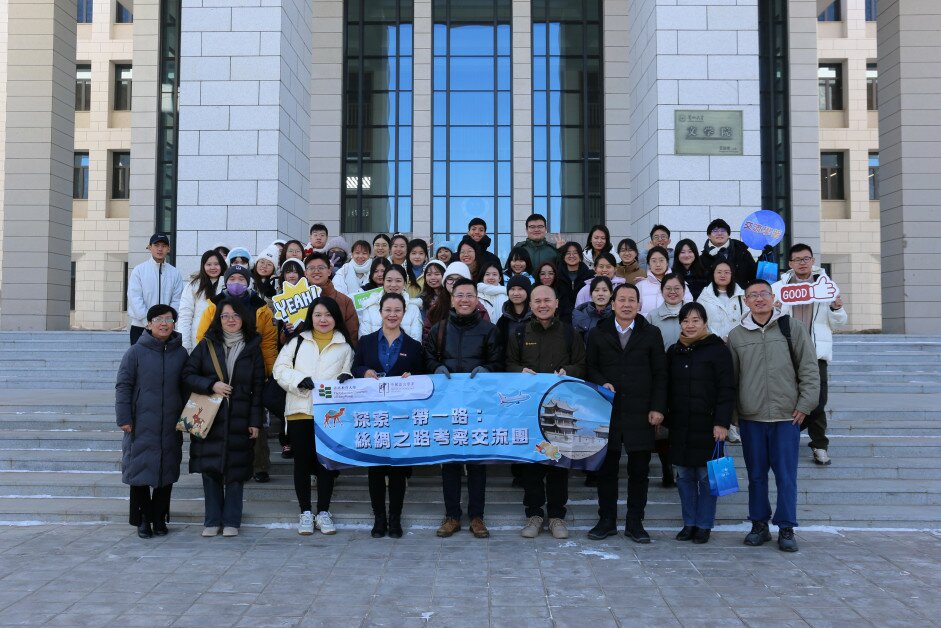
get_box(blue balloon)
[740,210,786,250]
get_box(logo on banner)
[498,391,531,407]
[779,275,839,305]
[322,408,345,427]
[272,279,322,326]
[318,384,333,399]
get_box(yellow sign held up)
[272,279,322,327]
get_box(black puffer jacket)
[183,333,265,483]
[424,310,504,374]
[495,302,531,348]
[701,238,757,289]
[115,331,188,488]
[665,334,736,467]
[586,316,667,452]
[556,263,594,322]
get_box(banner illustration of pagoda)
[538,398,608,461]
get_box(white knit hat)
[254,245,280,271]
[444,261,472,281]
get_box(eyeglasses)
[527,224,546,230]
[307,265,329,272]
[710,228,729,235]
[150,317,175,325]
[453,292,476,300]
[651,235,669,242]
[790,256,813,264]
[220,313,241,321]
[745,291,773,300]
[663,287,684,294]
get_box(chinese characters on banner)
[311,373,614,471]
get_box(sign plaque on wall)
[674,110,744,156]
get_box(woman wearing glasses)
[183,297,266,537]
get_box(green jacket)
[727,310,820,422]
[505,317,585,378]
[513,238,558,269]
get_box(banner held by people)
[312,373,614,471]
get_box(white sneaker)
[521,515,543,538]
[727,425,741,443]
[548,518,569,539]
[201,526,219,537]
[298,511,314,535]
[315,511,337,535]
[222,526,239,537]
[812,448,832,465]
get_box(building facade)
[1,0,939,332]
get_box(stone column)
[510,0,533,243]
[0,0,76,330]
[877,0,941,333]
[175,0,312,275]
[627,0,762,247]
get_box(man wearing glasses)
[700,219,757,289]
[772,244,847,466]
[512,214,560,269]
[644,224,675,269]
[304,252,359,343]
[728,280,819,552]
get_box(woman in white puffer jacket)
[476,261,508,323]
[697,260,749,341]
[178,250,226,352]
[356,264,423,339]
[332,239,372,295]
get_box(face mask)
[227,282,248,297]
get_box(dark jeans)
[522,464,568,520]
[807,360,829,450]
[128,484,172,526]
[597,447,652,521]
[202,475,244,528]
[675,466,716,529]
[289,418,337,513]
[442,463,486,520]
[740,419,800,528]
[368,466,409,517]
[129,325,146,346]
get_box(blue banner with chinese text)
[312,373,613,471]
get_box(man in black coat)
[115,304,189,539]
[466,217,502,274]
[424,278,504,539]
[700,218,757,289]
[585,283,667,543]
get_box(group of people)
[119,214,845,551]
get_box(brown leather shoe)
[436,517,461,538]
[469,517,490,539]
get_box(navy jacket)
[352,329,426,377]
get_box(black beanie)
[223,264,251,284]
[507,274,533,297]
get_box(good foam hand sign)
[779,275,839,305]
[272,278,322,326]
[311,373,614,471]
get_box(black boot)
[388,514,403,539]
[152,514,168,536]
[675,525,696,541]
[587,517,617,540]
[371,513,388,538]
[137,518,153,539]
[625,519,650,544]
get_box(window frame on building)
[73,152,90,200]
[820,152,845,201]
[115,1,133,23]
[75,64,92,112]
[817,0,841,22]
[818,63,844,111]
[342,0,414,235]
[113,64,133,112]
[531,0,604,233]
[431,0,513,257]
[867,63,879,111]
[77,0,93,24]
[869,152,880,201]
[865,0,877,22]
[111,151,131,200]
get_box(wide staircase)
[0,331,939,529]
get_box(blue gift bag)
[707,442,740,497]
[756,260,779,283]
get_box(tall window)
[865,0,877,21]
[433,0,512,257]
[343,0,413,233]
[112,152,130,199]
[114,64,132,111]
[867,63,878,110]
[818,64,843,111]
[869,153,879,200]
[116,2,133,23]
[820,152,845,200]
[532,0,603,233]
[156,0,181,243]
[77,0,93,23]
[73,153,90,199]
[817,0,840,21]
[75,64,92,111]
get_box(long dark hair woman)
[273,296,354,536]
[351,293,426,538]
[584,225,612,266]
[672,238,710,299]
[279,239,305,268]
[183,297,266,537]
[179,249,228,352]
[362,257,392,291]
[665,302,735,544]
